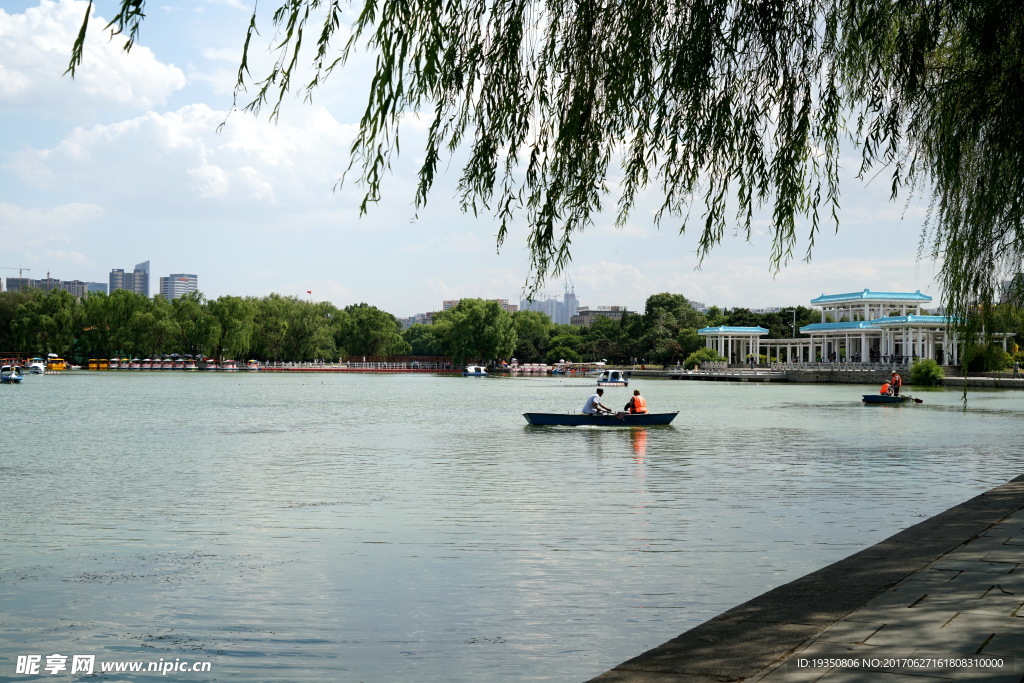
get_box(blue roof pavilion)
[697,288,994,368]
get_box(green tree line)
[0,289,408,363]
[5,288,1022,369]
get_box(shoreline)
[588,474,1024,682]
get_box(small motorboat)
[523,411,678,426]
[28,358,45,374]
[463,365,488,377]
[862,394,921,404]
[1,365,25,384]
[597,369,629,386]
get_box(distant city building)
[519,283,579,325]
[62,280,88,297]
[4,277,106,296]
[37,276,61,292]
[159,273,198,300]
[399,311,436,329]
[442,298,519,313]
[571,305,628,326]
[110,260,150,296]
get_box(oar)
[907,395,923,403]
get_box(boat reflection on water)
[630,428,648,458]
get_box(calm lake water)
[1,371,1022,681]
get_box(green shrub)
[909,358,945,386]
[964,343,1011,372]
[545,346,580,365]
[684,347,726,369]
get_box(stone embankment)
[629,365,1024,388]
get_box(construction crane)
[1,265,31,292]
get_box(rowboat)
[523,411,678,426]
[861,394,920,404]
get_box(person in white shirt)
[582,388,611,414]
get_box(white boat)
[1,365,25,384]
[463,365,488,377]
[28,358,45,374]
[597,369,629,386]
[222,359,239,372]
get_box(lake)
[1,371,1022,681]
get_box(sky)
[0,0,944,318]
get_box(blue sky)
[0,0,943,317]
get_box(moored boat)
[246,360,260,371]
[597,369,629,386]
[463,365,488,377]
[523,411,678,426]
[222,359,239,372]
[28,358,45,374]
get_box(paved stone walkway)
[590,475,1024,682]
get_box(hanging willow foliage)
[68,0,1024,348]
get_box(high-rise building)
[110,260,151,296]
[159,274,198,300]
[520,282,579,325]
[133,260,150,296]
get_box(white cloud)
[9,103,359,218]
[0,0,186,115]
[43,249,93,266]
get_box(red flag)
[306,290,312,294]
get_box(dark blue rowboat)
[523,411,679,426]
[861,394,919,404]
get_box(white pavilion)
[699,289,980,367]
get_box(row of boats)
[87,358,260,371]
[1,357,262,378]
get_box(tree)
[511,310,554,362]
[432,299,516,365]
[11,289,78,358]
[69,0,1024,356]
[402,323,442,356]
[338,303,411,357]
[171,291,219,357]
[208,295,256,360]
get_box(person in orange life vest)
[890,370,903,396]
[624,389,648,414]
[880,381,892,395]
